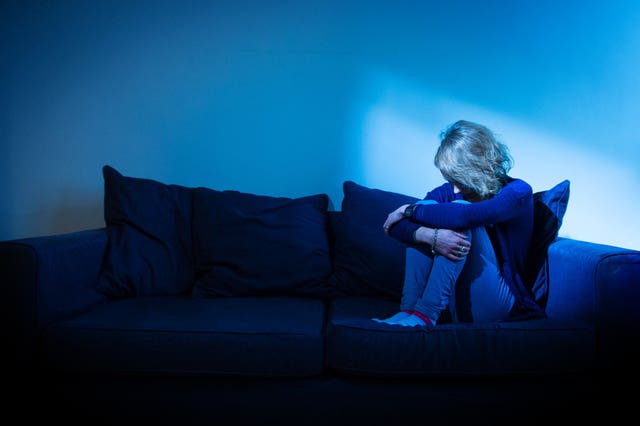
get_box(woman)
[374,120,543,327]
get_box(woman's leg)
[373,200,438,324]
[409,232,469,325]
[400,247,435,311]
[395,198,512,326]
[372,247,434,323]
[399,199,440,315]
[453,225,514,323]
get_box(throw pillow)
[191,187,333,298]
[526,179,571,309]
[330,181,420,299]
[97,165,195,298]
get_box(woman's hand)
[382,204,410,236]
[434,229,471,261]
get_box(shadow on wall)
[50,193,104,237]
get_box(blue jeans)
[400,200,514,324]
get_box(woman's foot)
[396,312,435,327]
[395,314,427,327]
[372,311,412,324]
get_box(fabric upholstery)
[0,229,108,371]
[97,165,194,298]
[43,296,326,377]
[325,297,594,375]
[191,187,332,298]
[330,181,419,299]
[526,180,571,309]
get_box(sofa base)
[9,369,620,426]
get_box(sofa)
[3,165,639,425]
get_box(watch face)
[404,205,414,217]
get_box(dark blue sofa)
[3,167,639,425]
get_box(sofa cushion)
[325,297,594,375]
[330,181,419,299]
[97,166,194,298]
[191,187,332,298]
[43,296,325,377]
[525,180,571,309]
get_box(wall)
[2,0,638,250]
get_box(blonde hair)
[434,120,513,199]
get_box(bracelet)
[431,228,439,256]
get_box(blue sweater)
[390,178,544,319]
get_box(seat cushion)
[325,297,595,375]
[43,296,325,377]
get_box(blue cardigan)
[390,178,544,319]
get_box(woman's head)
[434,120,513,200]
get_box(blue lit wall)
[2,0,638,249]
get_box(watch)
[403,204,416,218]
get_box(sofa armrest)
[546,237,640,369]
[1,228,109,368]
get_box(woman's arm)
[409,179,532,229]
[382,204,411,235]
[384,206,471,261]
[414,227,470,261]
